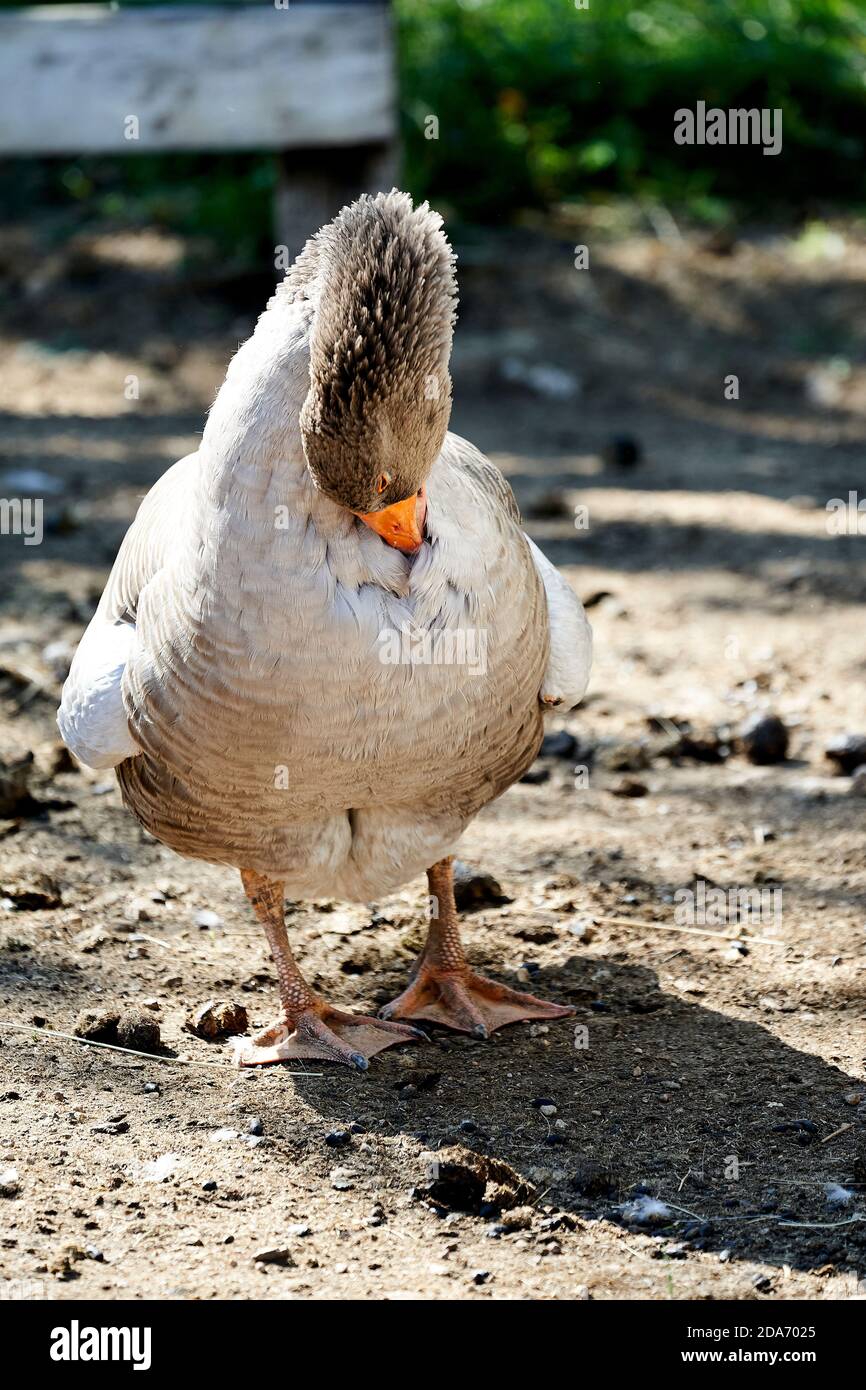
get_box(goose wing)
[448,434,592,710]
[57,452,200,769]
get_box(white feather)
[525,535,593,709]
[57,619,139,770]
[825,1182,856,1207]
[621,1195,673,1225]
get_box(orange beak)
[356,486,427,555]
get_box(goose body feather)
[58,243,591,902]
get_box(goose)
[57,191,592,1071]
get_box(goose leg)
[232,870,422,1070]
[380,856,574,1038]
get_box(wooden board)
[0,4,396,154]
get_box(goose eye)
[376,472,391,495]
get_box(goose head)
[297,191,457,554]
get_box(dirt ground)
[1,208,865,1301]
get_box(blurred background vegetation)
[400,0,866,218]
[2,0,866,262]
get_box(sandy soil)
[0,211,865,1301]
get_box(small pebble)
[125,898,152,924]
[825,733,866,776]
[850,766,866,797]
[90,1120,128,1136]
[611,778,648,798]
[738,713,789,765]
[0,1166,20,1198]
[452,862,511,910]
[603,435,642,470]
[540,730,579,760]
[499,1206,535,1232]
[325,1130,351,1149]
[195,908,223,930]
[253,1248,295,1268]
[566,917,596,942]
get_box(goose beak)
[356,486,427,554]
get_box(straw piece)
[592,914,786,948]
[0,1020,319,1074]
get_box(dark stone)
[540,730,579,760]
[738,713,789,765]
[452,862,512,911]
[603,436,642,469]
[253,1247,295,1267]
[325,1130,351,1149]
[825,733,866,776]
[519,765,550,785]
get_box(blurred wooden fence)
[0,2,398,252]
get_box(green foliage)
[0,151,280,271]
[395,0,866,218]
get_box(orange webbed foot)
[231,1006,424,1070]
[380,967,573,1039]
